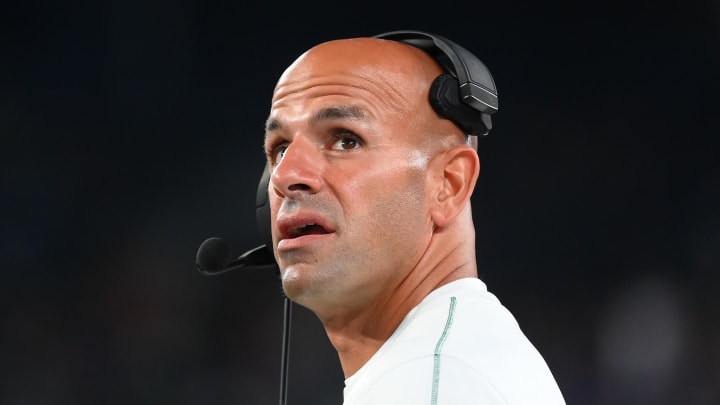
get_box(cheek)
[341,167,429,247]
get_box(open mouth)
[289,223,330,238]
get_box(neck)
[318,225,477,378]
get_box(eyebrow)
[265,105,369,132]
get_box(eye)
[330,132,362,151]
[269,142,289,165]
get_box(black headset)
[254,30,499,263]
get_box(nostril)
[288,183,311,192]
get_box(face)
[263,39,444,312]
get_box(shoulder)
[343,278,566,404]
[437,281,567,404]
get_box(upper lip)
[276,212,335,240]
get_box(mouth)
[277,214,335,243]
[287,222,330,238]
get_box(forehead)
[268,38,442,125]
[265,104,370,133]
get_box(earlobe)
[430,146,479,227]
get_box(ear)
[429,146,480,227]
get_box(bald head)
[270,37,466,151]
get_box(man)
[263,31,566,404]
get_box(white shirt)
[343,278,566,405]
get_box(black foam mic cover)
[196,237,233,274]
[196,237,275,275]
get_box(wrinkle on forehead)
[266,104,370,132]
[273,74,409,115]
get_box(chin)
[280,265,320,302]
[280,267,344,310]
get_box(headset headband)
[374,30,498,137]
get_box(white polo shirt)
[343,278,566,405]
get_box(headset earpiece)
[429,73,493,136]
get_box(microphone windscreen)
[196,237,232,273]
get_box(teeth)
[291,223,317,237]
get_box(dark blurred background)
[1,1,718,404]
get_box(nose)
[271,136,323,197]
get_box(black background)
[1,1,719,404]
